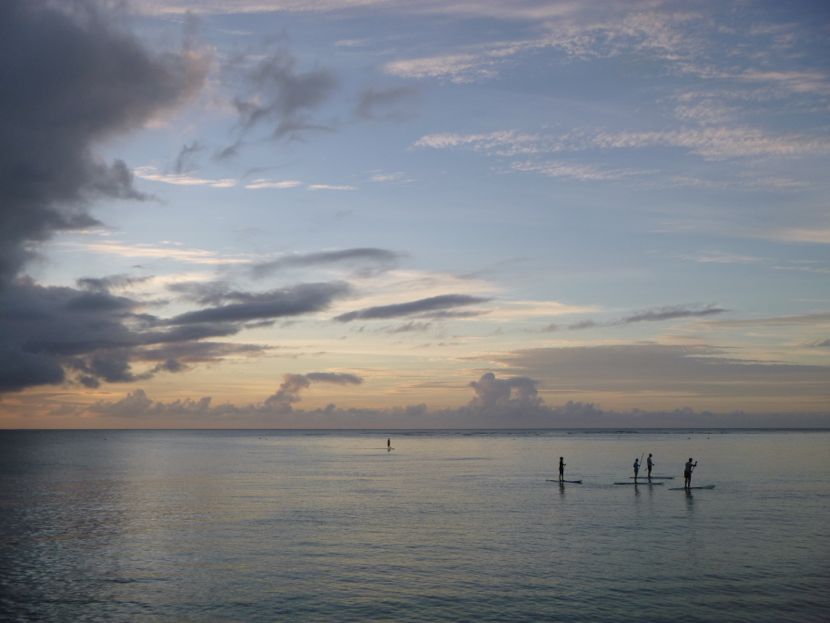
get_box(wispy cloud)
[419,126,830,160]
[244,179,303,189]
[512,160,644,182]
[307,184,357,191]
[369,171,413,183]
[134,166,238,188]
[66,241,251,265]
[335,294,490,322]
[414,130,541,156]
[545,304,727,331]
[250,248,402,279]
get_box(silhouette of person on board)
[633,457,641,483]
[558,457,566,483]
[684,458,698,489]
[387,438,391,452]
[646,453,654,481]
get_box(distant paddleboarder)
[387,438,391,452]
[633,457,641,483]
[646,453,654,481]
[684,458,698,489]
[558,457,566,483]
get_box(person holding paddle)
[646,453,654,481]
[558,457,566,483]
[633,457,641,483]
[684,458,698,490]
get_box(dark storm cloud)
[250,248,402,279]
[0,277,281,391]
[0,0,207,282]
[335,294,490,322]
[168,282,351,325]
[228,48,337,146]
[355,86,418,121]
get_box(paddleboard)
[669,485,715,490]
[546,479,583,484]
[628,476,675,480]
[613,481,663,486]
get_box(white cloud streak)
[134,166,238,188]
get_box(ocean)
[1,429,828,622]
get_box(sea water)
[1,429,828,622]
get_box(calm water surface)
[1,429,828,622]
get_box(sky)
[1,0,829,428]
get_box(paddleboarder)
[558,457,566,483]
[387,438,391,452]
[633,457,641,483]
[646,453,654,481]
[684,457,698,489]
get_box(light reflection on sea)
[1,429,828,622]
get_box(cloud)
[417,126,830,163]
[249,248,402,279]
[243,179,303,190]
[335,294,490,322]
[133,166,237,188]
[264,371,363,410]
[549,304,727,331]
[307,184,356,191]
[68,240,251,265]
[355,86,417,120]
[469,372,541,411]
[501,344,830,400]
[414,130,541,156]
[0,277,279,392]
[0,274,353,393]
[511,160,644,182]
[79,368,830,427]
[619,304,727,324]
[77,274,152,293]
[228,48,337,145]
[700,312,830,329]
[0,0,207,282]
[173,141,205,174]
[167,282,351,324]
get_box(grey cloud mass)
[0,280,269,391]
[335,294,490,322]
[0,0,207,282]
[168,282,351,325]
[0,1,253,393]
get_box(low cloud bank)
[80,372,830,428]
